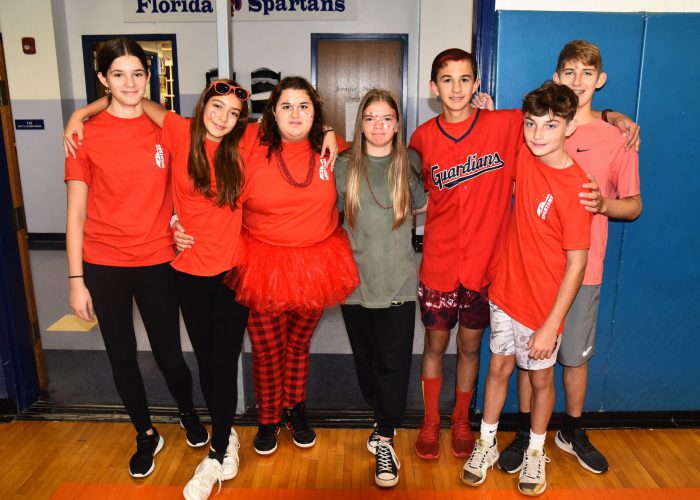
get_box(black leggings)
[175,270,248,454]
[83,261,194,433]
[340,302,415,438]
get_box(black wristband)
[322,128,334,134]
[68,275,84,279]
[601,109,613,123]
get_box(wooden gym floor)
[1,421,698,499]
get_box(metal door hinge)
[0,80,9,105]
[11,206,26,231]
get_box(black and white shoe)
[555,429,609,473]
[497,429,530,473]
[253,423,280,455]
[180,409,209,447]
[283,402,316,448]
[375,439,400,488]
[129,428,164,478]
[367,423,397,455]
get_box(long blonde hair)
[344,89,411,230]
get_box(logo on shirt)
[576,147,592,153]
[537,194,554,220]
[154,144,165,168]
[319,157,330,181]
[430,152,504,190]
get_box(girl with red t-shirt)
[223,77,359,455]
[64,39,206,480]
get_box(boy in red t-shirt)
[498,41,642,477]
[461,81,592,497]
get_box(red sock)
[421,376,442,423]
[452,388,473,421]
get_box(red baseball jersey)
[490,144,593,333]
[409,108,523,292]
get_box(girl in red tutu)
[225,76,359,454]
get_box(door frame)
[310,33,409,137]
[0,32,42,413]
[81,34,180,114]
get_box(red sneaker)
[451,417,474,458]
[415,418,441,460]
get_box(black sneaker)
[180,409,210,447]
[375,439,400,488]
[253,423,280,455]
[367,423,397,455]
[129,428,164,478]
[555,429,609,473]
[283,402,316,448]
[498,429,530,473]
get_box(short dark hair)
[96,38,149,76]
[430,48,478,82]
[522,81,578,122]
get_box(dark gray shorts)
[558,285,601,367]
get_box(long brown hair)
[187,79,249,209]
[344,89,411,230]
[259,76,326,158]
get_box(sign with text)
[124,0,356,22]
[15,119,45,130]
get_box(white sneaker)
[222,428,240,480]
[183,457,223,500]
[461,438,499,486]
[518,448,550,496]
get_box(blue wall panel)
[602,14,700,410]
[485,10,700,413]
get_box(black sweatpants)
[340,302,415,438]
[175,270,248,454]
[83,261,194,434]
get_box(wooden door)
[0,34,47,393]
[313,37,405,140]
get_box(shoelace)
[418,419,440,440]
[376,442,397,474]
[521,451,550,480]
[451,419,471,438]
[193,459,222,496]
[467,440,497,469]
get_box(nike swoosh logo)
[576,148,592,153]
[582,346,592,357]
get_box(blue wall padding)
[479,11,700,413]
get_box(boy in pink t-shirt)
[497,40,642,476]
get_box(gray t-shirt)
[335,153,427,308]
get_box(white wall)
[496,0,700,12]
[0,0,66,233]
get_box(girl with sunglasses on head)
[63,38,207,481]
[335,89,427,488]
[222,76,359,456]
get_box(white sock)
[528,430,546,453]
[479,420,499,446]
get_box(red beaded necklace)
[364,169,392,210]
[274,149,317,188]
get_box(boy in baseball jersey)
[461,81,592,497]
[498,40,642,476]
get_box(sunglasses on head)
[207,80,250,101]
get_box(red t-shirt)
[409,109,523,292]
[240,123,348,247]
[64,111,175,266]
[566,119,640,285]
[161,112,246,276]
[490,144,593,334]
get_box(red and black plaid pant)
[247,308,323,424]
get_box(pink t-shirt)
[566,119,640,285]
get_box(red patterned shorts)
[418,281,490,331]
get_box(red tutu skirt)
[223,226,359,316]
